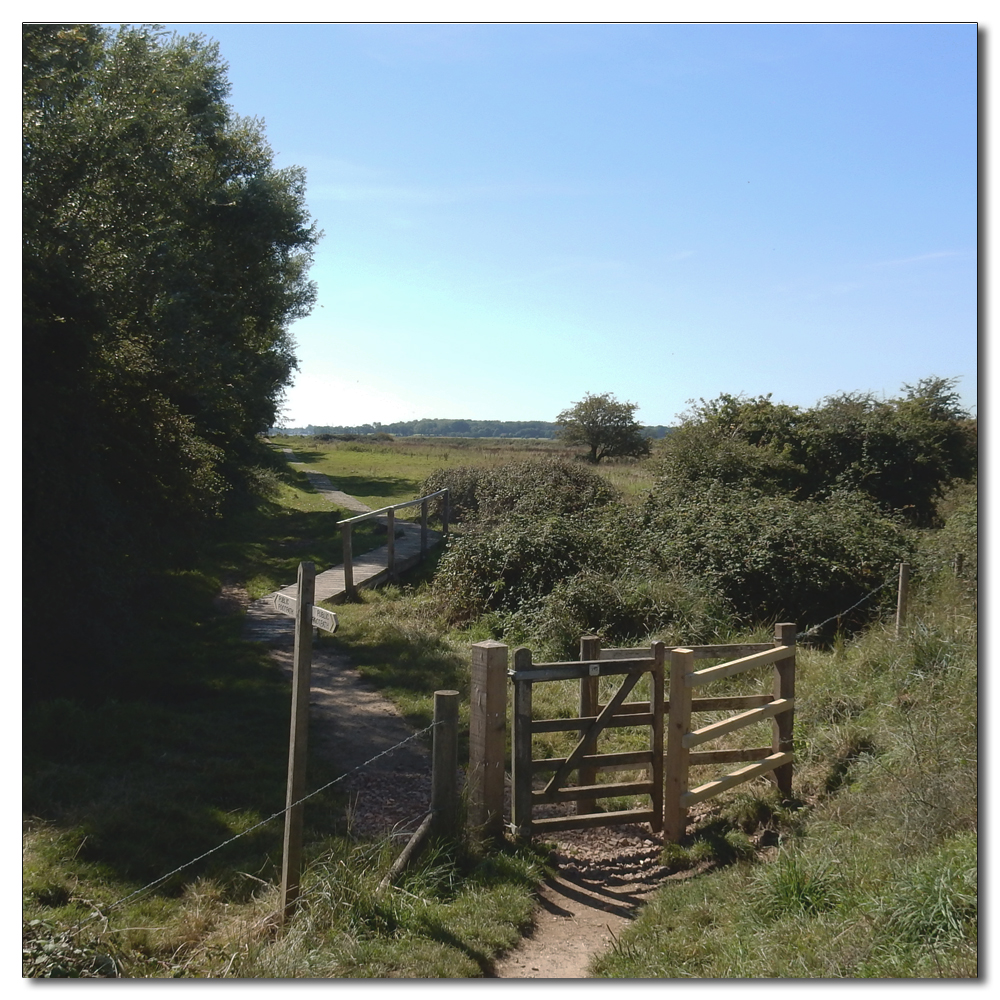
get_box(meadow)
[23,431,976,978]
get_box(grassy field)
[24,436,977,978]
[271,434,662,507]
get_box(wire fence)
[85,722,437,924]
[797,569,900,640]
[58,562,910,932]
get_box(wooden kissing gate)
[467,624,796,844]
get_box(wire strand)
[798,571,898,639]
[92,722,437,919]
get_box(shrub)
[433,514,603,624]
[422,460,616,526]
[640,483,914,632]
[522,567,731,659]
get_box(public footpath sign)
[273,591,338,633]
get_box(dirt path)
[493,827,670,978]
[236,586,675,976]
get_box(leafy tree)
[658,379,976,526]
[556,392,651,463]
[23,24,319,695]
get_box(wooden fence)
[467,623,796,844]
[336,488,449,599]
[664,623,796,842]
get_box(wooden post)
[468,641,507,840]
[442,489,450,536]
[431,690,459,837]
[772,623,796,797]
[386,508,395,581]
[895,562,910,638]
[663,648,693,843]
[511,647,534,841]
[280,562,315,921]
[577,635,601,816]
[341,523,355,599]
[649,641,665,834]
[420,499,429,559]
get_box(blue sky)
[160,21,977,428]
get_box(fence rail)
[663,623,796,842]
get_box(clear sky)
[157,20,978,428]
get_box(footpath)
[242,449,442,644]
[238,448,669,977]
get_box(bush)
[523,567,731,660]
[422,460,616,526]
[640,483,914,632]
[433,514,603,624]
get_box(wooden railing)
[664,623,796,842]
[336,488,449,599]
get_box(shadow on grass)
[325,473,429,506]
[23,571,347,897]
[210,503,385,588]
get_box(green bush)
[433,514,603,624]
[522,567,731,659]
[640,484,914,632]
[422,459,616,525]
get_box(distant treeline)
[272,419,673,439]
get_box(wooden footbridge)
[243,454,448,644]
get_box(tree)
[23,24,319,695]
[655,378,976,526]
[556,392,651,463]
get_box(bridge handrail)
[335,488,450,526]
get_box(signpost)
[275,563,338,923]
[273,592,338,634]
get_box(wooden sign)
[273,592,338,633]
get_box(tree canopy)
[658,378,976,526]
[23,24,319,694]
[556,392,652,463]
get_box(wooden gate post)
[280,561,316,921]
[431,690,459,837]
[664,648,694,843]
[577,635,601,815]
[772,623,796,797]
[420,499,429,559]
[468,641,507,840]
[895,562,910,638]
[511,648,534,840]
[650,641,666,835]
[442,489,450,536]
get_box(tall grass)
[590,567,977,979]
